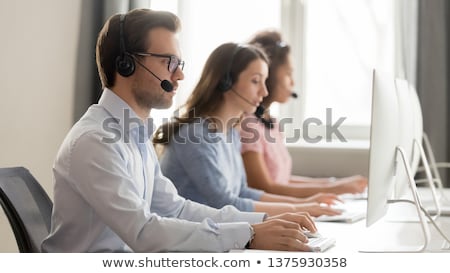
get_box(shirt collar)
[98,88,154,138]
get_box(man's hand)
[249,212,316,251]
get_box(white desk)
[318,209,450,253]
[322,188,450,252]
[239,190,450,253]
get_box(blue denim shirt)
[160,118,264,212]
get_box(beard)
[131,82,173,110]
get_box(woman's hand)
[293,203,342,217]
[303,193,342,205]
[332,175,368,194]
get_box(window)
[149,0,281,128]
[283,0,395,142]
[148,0,397,143]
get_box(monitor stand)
[387,139,442,222]
[359,146,431,253]
[420,133,450,204]
[413,138,441,218]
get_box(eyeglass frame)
[133,52,185,73]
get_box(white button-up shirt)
[41,88,264,252]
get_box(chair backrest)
[0,167,53,252]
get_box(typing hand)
[333,175,368,194]
[293,203,342,217]
[304,193,343,205]
[266,211,317,232]
[250,212,316,251]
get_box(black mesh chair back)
[0,167,53,252]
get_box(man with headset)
[41,8,316,252]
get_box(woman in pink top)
[240,30,367,198]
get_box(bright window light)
[303,0,394,127]
[149,0,281,128]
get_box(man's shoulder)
[60,106,126,154]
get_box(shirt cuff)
[217,222,254,250]
[232,211,265,224]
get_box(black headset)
[116,14,135,77]
[217,44,244,92]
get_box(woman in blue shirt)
[154,43,341,217]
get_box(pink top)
[240,114,292,185]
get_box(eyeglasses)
[134,52,185,73]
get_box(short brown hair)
[96,9,181,88]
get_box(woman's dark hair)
[248,30,291,128]
[153,43,268,145]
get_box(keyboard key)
[308,237,336,252]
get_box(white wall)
[0,0,82,252]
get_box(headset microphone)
[134,57,174,92]
[160,79,174,92]
[231,88,272,128]
[254,104,273,129]
[230,88,259,107]
[255,105,265,117]
[255,92,297,129]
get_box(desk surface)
[241,189,450,253]
[321,188,450,253]
[319,208,450,253]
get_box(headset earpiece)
[116,53,135,77]
[217,73,233,92]
[116,14,135,77]
[217,44,242,92]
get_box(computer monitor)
[408,84,442,214]
[409,83,423,176]
[392,79,440,219]
[365,69,399,227]
[392,78,415,199]
[363,71,433,252]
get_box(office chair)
[0,167,53,252]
